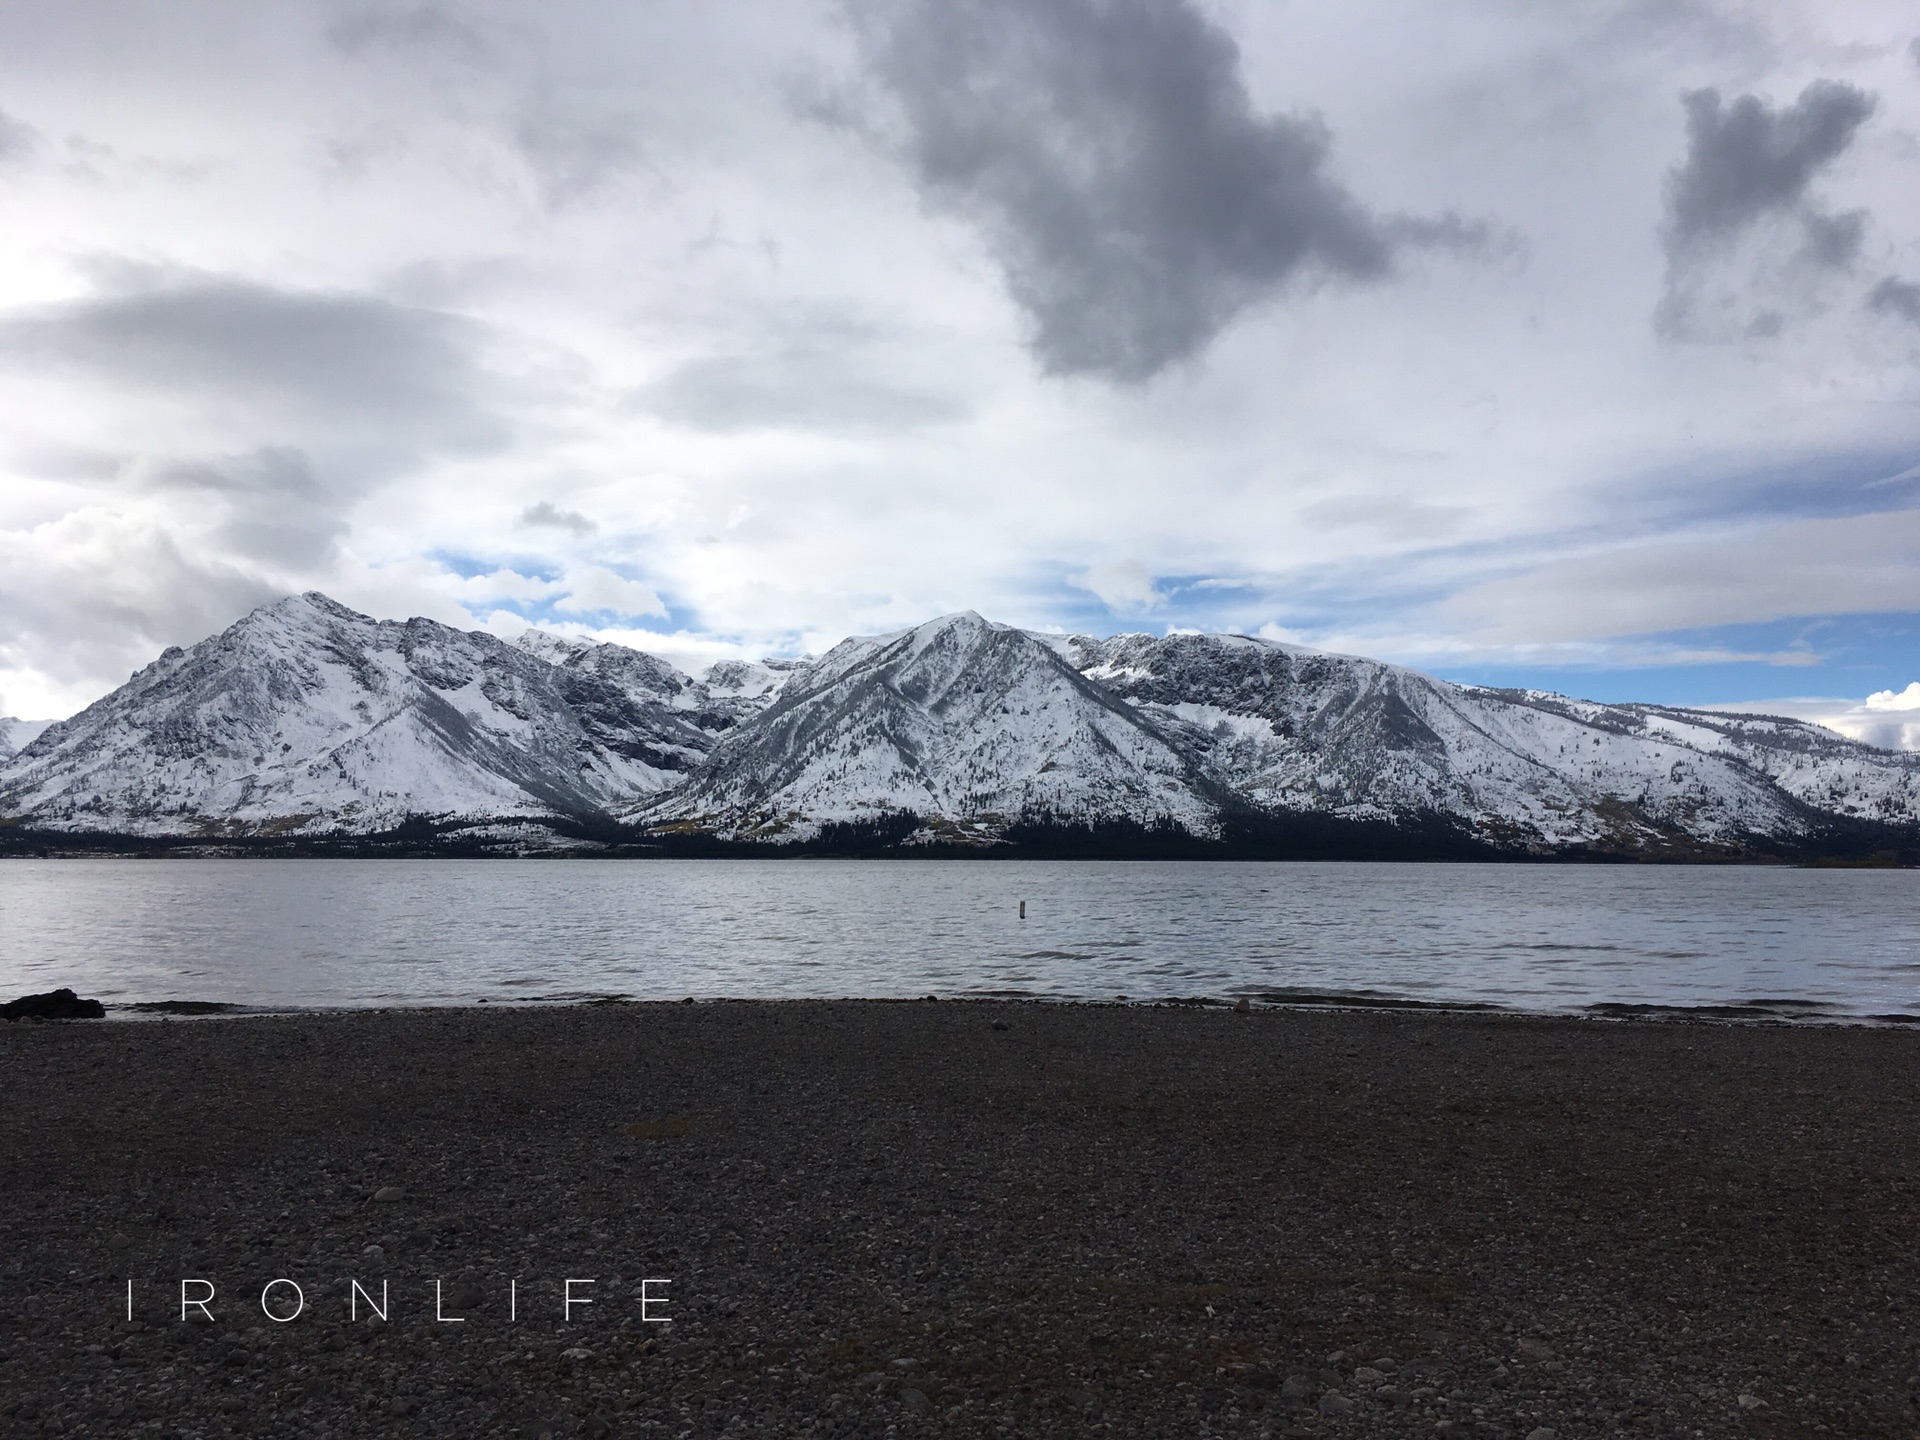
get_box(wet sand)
[2,999,1917,1438]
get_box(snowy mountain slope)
[510,630,735,771]
[1065,633,1917,851]
[1484,692,1920,829]
[642,612,1220,841]
[698,658,805,725]
[0,717,53,762]
[0,595,709,836]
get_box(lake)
[1,858,1916,1020]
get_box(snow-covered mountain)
[5,594,1919,856]
[1062,632,1920,853]
[0,594,741,836]
[644,612,1219,842]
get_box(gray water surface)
[1,859,1917,1019]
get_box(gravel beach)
[2,999,1916,1439]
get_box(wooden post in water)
[1018,900,1026,919]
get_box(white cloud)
[1865,681,1920,711]
[1712,694,1920,752]
[1436,507,1920,645]
[447,568,566,604]
[1071,559,1164,614]
[554,565,667,618]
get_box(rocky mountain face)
[645,613,1219,842]
[0,594,754,837]
[4,594,1918,856]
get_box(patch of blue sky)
[1433,612,1920,706]
[1028,568,1385,637]
[425,548,563,584]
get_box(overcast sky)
[3,1,1919,742]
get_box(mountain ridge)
[4,593,1918,860]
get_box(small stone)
[1525,1428,1559,1440]
[1354,1365,1385,1383]
[1737,1394,1767,1410]
[899,1387,930,1412]
[1516,1337,1554,1361]
[371,1186,405,1203]
[1280,1375,1315,1403]
[1318,1391,1354,1416]
[107,1232,132,1250]
[1233,997,1250,1014]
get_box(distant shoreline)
[5,815,1917,864]
[23,991,1920,1030]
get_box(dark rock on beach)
[1,987,104,1021]
[2,1000,1919,1437]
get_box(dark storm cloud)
[1658,80,1876,336]
[1663,81,1875,260]
[519,501,596,534]
[850,0,1473,383]
[1869,276,1920,324]
[0,270,508,453]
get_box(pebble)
[371,1185,405,1202]
[1318,1391,1354,1416]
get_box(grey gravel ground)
[2,999,1918,1438]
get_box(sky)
[2,2,1919,746]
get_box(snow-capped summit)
[0,594,716,836]
[643,611,1217,841]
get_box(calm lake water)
[1,858,1917,1021]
